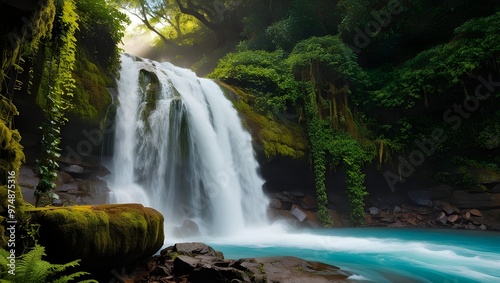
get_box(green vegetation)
[0,245,97,283]
[219,83,307,159]
[205,1,500,225]
[0,0,130,274]
[28,204,164,267]
[35,0,79,207]
[211,36,376,225]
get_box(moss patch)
[218,82,307,160]
[27,204,164,271]
[69,48,113,125]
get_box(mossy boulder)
[28,203,164,271]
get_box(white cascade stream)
[108,54,269,237]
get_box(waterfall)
[108,54,269,237]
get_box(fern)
[0,245,97,283]
[15,245,52,283]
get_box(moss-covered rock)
[71,50,114,125]
[28,204,164,271]
[218,82,307,160]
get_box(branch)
[138,1,173,46]
[175,0,219,32]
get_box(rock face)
[451,190,500,209]
[29,204,164,272]
[407,185,453,207]
[131,242,352,283]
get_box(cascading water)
[108,54,269,236]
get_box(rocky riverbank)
[118,242,352,283]
[267,188,500,231]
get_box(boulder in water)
[173,219,201,238]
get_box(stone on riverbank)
[28,203,164,272]
[134,242,352,283]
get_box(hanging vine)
[35,0,78,206]
[288,36,375,226]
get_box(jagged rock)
[274,193,294,210]
[480,224,487,230]
[64,164,84,174]
[283,191,305,199]
[150,265,171,276]
[269,198,282,209]
[173,242,219,257]
[190,266,250,283]
[447,215,459,223]
[52,199,63,206]
[465,211,471,220]
[393,206,402,213]
[57,171,74,185]
[300,195,318,210]
[469,209,483,217]
[290,205,308,222]
[97,165,111,177]
[144,244,352,283]
[267,208,300,226]
[55,182,78,193]
[174,255,200,275]
[381,217,394,223]
[437,212,447,224]
[442,202,455,215]
[369,207,380,215]
[276,192,293,202]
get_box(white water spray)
[108,55,269,236]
